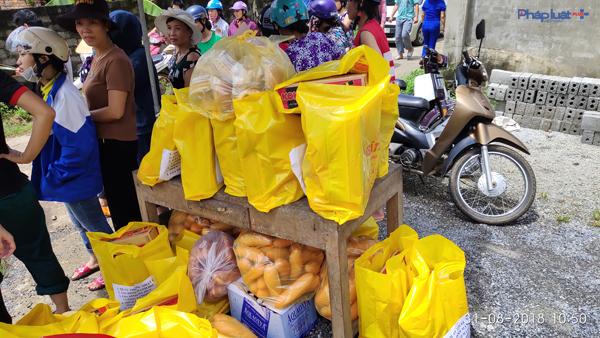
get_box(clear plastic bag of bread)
[314,235,378,320]
[233,229,325,309]
[189,31,295,122]
[210,314,257,338]
[168,211,244,241]
[188,230,241,304]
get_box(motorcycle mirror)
[395,79,407,91]
[475,19,485,40]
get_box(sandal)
[88,275,106,291]
[407,49,414,58]
[70,264,99,281]
[395,54,404,60]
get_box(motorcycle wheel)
[449,145,536,225]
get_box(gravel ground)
[4,128,600,337]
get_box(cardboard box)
[100,225,159,247]
[277,74,367,109]
[227,280,318,338]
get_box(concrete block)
[555,94,568,107]
[559,121,571,134]
[506,88,516,101]
[593,132,600,146]
[579,78,594,96]
[535,104,545,116]
[557,77,571,94]
[524,90,537,103]
[506,101,516,115]
[543,106,555,119]
[489,69,513,85]
[569,124,582,135]
[564,108,576,123]
[569,77,583,95]
[494,101,506,112]
[531,117,542,129]
[547,76,559,94]
[519,73,533,90]
[589,78,600,97]
[573,109,585,126]
[505,113,514,120]
[516,102,527,115]
[513,115,522,124]
[581,130,594,144]
[515,89,525,102]
[528,74,542,90]
[550,120,561,132]
[535,91,547,105]
[581,111,600,132]
[538,75,550,92]
[554,107,566,120]
[587,97,599,111]
[496,85,508,101]
[575,96,588,110]
[486,83,499,100]
[545,92,558,106]
[540,118,552,130]
[509,72,522,89]
[567,95,578,109]
[521,116,533,128]
[495,111,504,117]
[525,103,537,116]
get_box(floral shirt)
[285,32,341,73]
[326,26,352,57]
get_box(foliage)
[23,0,36,6]
[1,102,33,137]
[46,0,162,16]
[0,258,8,278]
[540,192,547,199]
[555,215,570,223]
[593,209,600,227]
[401,68,425,95]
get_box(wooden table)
[133,163,403,337]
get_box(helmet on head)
[258,4,278,37]
[206,0,223,10]
[229,1,248,11]
[309,0,338,19]
[271,0,309,27]
[13,27,69,62]
[186,5,208,20]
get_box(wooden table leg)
[386,192,401,236]
[326,223,353,338]
[139,200,160,223]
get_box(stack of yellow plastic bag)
[355,225,470,338]
[189,31,296,198]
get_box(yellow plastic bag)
[211,118,246,197]
[145,246,190,286]
[196,298,230,320]
[89,222,173,310]
[172,229,202,252]
[233,91,306,212]
[398,235,469,338]
[138,95,179,186]
[274,46,391,114]
[355,225,419,338]
[60,310,100,334]
[378,83,401,178]
[298,77,389,224]
[78,298,121,324]
[15,303,58,326]
[351,217,380,240]
[189,31,295,121]
[103,306,217,338]
[0,304,65,337]
[173,88,223,201]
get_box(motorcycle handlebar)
[462,50,471,64]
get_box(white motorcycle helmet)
[8,27,69,80]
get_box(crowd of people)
[0,0,446,325]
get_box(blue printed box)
[227,280,318,338]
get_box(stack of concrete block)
[581,111,600,146]
[487,70,600,141]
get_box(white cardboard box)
[227,280,318,338]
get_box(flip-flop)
[71,264,99,281]
[88,275,106,291]
[395,54,404,60]
[407,49,414,58]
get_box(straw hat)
[155,8,202,45]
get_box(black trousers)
[98,139,142,230]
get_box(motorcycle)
[390,19,536,225]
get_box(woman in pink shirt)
[228,1,260,36]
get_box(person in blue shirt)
[421,0,446,57]
[12,27,114,291]
[110,10,160,164]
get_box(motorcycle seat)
[152,54,164,64]
[397,93,430,110]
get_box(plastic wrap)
[210,314,257,338]
[314,235,377,320]
[188,230,241,304]
[168,211,242,242]
[233,230,324,309]
[189,31,295,122]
